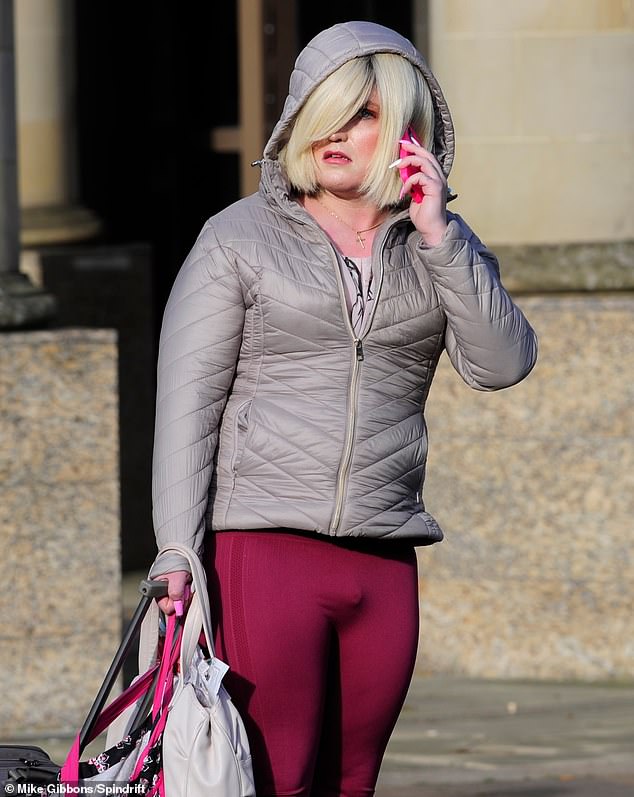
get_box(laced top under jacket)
[338,254,374,336]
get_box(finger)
[179,584,194,615]
[411,155,444,181]
[155,576,174,603]
[157,596,176,615]
[389,154,417,169]
[169,580,192,616]
[398,138,427,150]
[396,143,445,181]
[168,583,185,601]
[400,174,428,203]
[156,575,182,614]
[390,157,446,192]
[402,170,444,196]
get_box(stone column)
[15,0,100,245]
[0,0,55,327]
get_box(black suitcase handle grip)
[139,578,169,598]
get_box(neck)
[298,192,389,257]
[315,191,384,231]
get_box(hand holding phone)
[398,127,424,204]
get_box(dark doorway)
[71,1,415,569]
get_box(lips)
[323,150,351,162]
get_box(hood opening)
[262,21,455,179]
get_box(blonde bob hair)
[279,53,435,208]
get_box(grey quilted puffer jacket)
[151,21,537,575]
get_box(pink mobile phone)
[399,127,424,203]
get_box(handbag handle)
[179,593,210,680]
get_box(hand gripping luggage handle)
[145,544,217,665]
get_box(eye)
[357,106,376,120]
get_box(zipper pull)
[355,339,364,361]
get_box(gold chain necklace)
[317,198,384,249]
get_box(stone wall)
[417,0,634,682]
[417,291,634,679]
[0,329,120,736]
[427,0,633,244]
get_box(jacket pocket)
[230,399,252,475]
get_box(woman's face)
[311,89,381,200]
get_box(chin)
[319,177,364,196]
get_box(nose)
[328,128,348,142]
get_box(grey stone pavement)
[19,672,634,797]
[376,675,634,797]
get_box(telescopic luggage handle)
[139,579,172,599]
[78,579,169,751]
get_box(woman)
[151,20,537,796]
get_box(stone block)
[493,241,634,293]
[438,0,633,34]
[0,634,117,737]
[418,294,634,679]
[417,575,634,679]
[448,136,633,244]
[516,34,633,137]
[428,0,634,246]
[0,329,121,736]
[428,36,517,138]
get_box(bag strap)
[151,612,179,721]
[138,599,160,673]
[129,614,181,783]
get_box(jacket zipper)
[329,241,386,534]
[260,187,404,533]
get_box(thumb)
[173,583,192,616]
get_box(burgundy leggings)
[204,530,419,797]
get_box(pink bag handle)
[60,615,181,785]
[152,613,179,720]
[129,614,181,782]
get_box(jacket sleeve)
[415,214,537,390]
[150,223,245,576]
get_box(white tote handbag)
[154,543,255,797]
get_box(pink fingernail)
[174,600,184,616]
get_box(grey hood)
[263,21,455,177]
